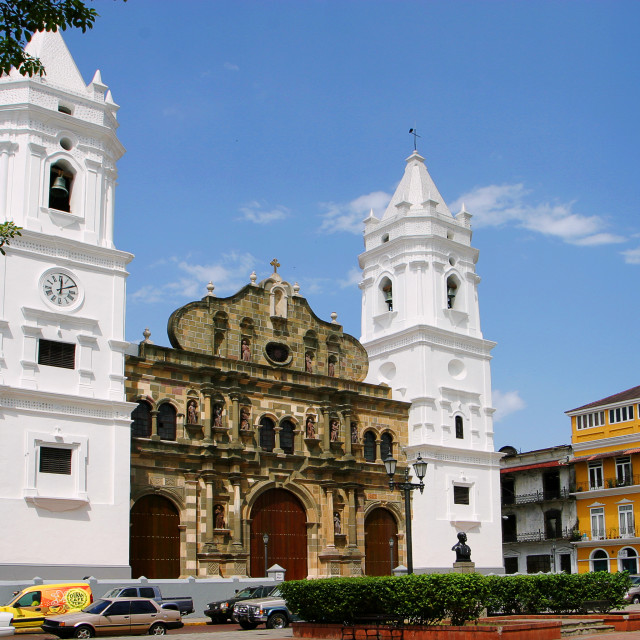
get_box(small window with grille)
[39,446,72,475]
[453,485,470,505]
[38,339,75,369]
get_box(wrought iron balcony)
[572,475,640,493]
[574,527,637,542]
[501,487,572,506]
[502,528,579,544]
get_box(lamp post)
[263,533,269,575]
[383,453,428,574]
[388,536,395,575]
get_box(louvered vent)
[38,339,75,369]
[39,447,72,475]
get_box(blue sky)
[59,0,639,453]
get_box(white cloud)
[130,253,256,304]
[339,267,362,289]
[319,190,391,234]
[451,184,625,247]
[224,62,239,71]
[492,389,526,423]
[621,247,640,264]
[238,201,289,224]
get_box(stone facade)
[125,266,411,579]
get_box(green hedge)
[278,572,631,626]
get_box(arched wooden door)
[130,494,180,578]
[250,489,307,580]
[365,508,398,576]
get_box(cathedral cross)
[270,258,280,273]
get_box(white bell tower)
[0,31,134,578]
[359,150,504,573]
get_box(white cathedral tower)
[0,31,134,578]
[359,150,504,573]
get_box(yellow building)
[567,385,640,574]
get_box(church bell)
[51,175,68,197]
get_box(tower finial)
[409,127,421,152]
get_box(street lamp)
[388,536,395,575]
[263,533,269,575]
[383,453,428,574]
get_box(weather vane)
[409,127,421,151]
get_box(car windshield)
[101,589,120,598]
[631,576,640,585]
[236,588,255,598]
[82,600,111,614]
[270,589,281,598]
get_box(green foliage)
[279,572,631,627]
[0,0,125,77]
[0,221,21,254]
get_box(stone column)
[326,487,336,547]
[321,406,331,452]
[201,389,214,441]
[274,424,283,454]
[347,487,358,548]
[229,392,240,442]
[230,475,243,547]
[342,409,353,458]
[150,410,159,439]
[184,473,199,575]
[201,472,216,541]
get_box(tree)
[0,0,124,77]
[0,221,21,254]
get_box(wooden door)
[250,489,307,580]
[130,495,180,578]
[365,508,398,576]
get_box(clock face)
[42,272,79,307]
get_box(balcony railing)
[502,528,579,544]
[573,475,640,493]
[574,527,637,542]
[501,487,572,506]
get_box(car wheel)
[633,595,640,604]
[73,625,94,639]
[148,623,167,636]
[266,613,288,629]
[238,621,259,630]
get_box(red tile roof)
[501,460,561,474]
[567,385,640,413]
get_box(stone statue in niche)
[305,351,313,373]
[305,416,316,439]
[241,339,251,362]
[240,407,251,430]
[187,399,198,425]
[452,531,471,562]
[330,419,339,442]
[214,504,226,529]
[334,512,341,535]
[351,422,358,444]
[328,358,335,377]
[213,404,223,427]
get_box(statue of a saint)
[328,359,335,377]
[240,407,250,430]
[213,404,223,427]
[351,422,358,444]
[187,400,198,425]
[330,419,339,442]
[334,512,341,535]
[214,504,225,529]
[305,351,313,373]
[305,416,315,439]
[452,531,472,562]
[241,339,251,362]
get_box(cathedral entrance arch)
[250,488,307,580]
[365,508,398,576]
[130,494,180,578]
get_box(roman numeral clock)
[40,270,82,308]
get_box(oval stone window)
[265,342,290,363]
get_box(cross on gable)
[270,258,280,273]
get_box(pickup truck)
[232,590,296,630]
[101,586,194,616]
[205,585,278,623]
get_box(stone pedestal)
[453,561,475,573]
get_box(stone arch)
[446,271,462,310]
[45,152,82,214]
[589,548,610,572]
[130,398,153,438]
[156,400,178,441]
[363,429,377,462]
[270,285,288,318]
[618,546,638,573]
[378,274,394,313]
[243,479,319,523]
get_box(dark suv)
[204,586,277,623]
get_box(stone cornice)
[405,443,503,467]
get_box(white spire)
[382,150,451,219]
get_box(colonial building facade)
[125,265,410,579]
[359,151,503,572]
[500,445,577,574]
[567,385,640,574]
[0,31,133,578]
